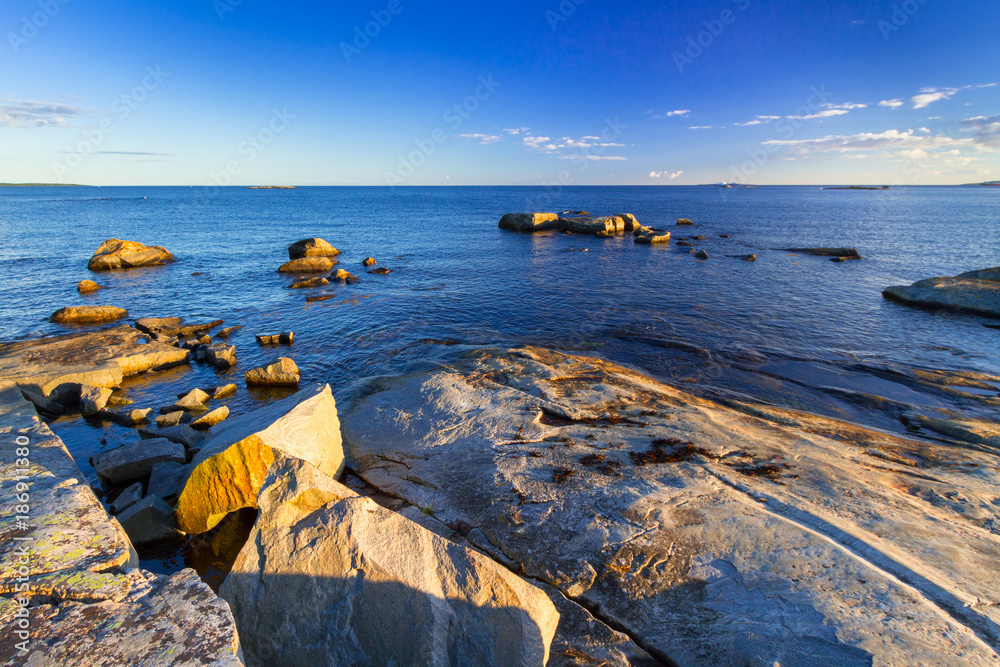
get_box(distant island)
[823,186,890,190]
[247,186,297,189]
[980,181,1000,186]
[0,183,87,187]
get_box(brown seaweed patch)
[581,453,624,476]
[629,438,708,466]
[552,467,575,484]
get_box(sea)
[1,185,997,577]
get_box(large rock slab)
[499,212,640,236]
[0,569,243,665]
[88,238,175,271]
[341,346,1000,666]
[220,456,560,666]
[50,306,129,325]
[90,438,186,487]
[135,316,224,338]
[174,384,343,534]
[884,267,1000,318]
[0,325,190,401]
[499,213,562,233]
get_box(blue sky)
[1,0,998,185]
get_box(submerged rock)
[694,249,710,260]
[90,438,186,488]
[117,495,183,545]
[331,268,358,283]
[883,267,1000,318]
[782,247,862,259]
[214,325,243,339]
[220,456,560,666]
[288,237,340,260]
[634,232,671,245]
[277,257,335,274]
[98,407,153,427]
[341,346,1000,666]
[87,239,175,271]
[369,267,391,275]
[174,384,343,534]
[244,358,300,387]
[289,276,329,289]
[50,306,129,325]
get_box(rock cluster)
[88,239,175,271]
[499,212,640,237]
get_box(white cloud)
[503,127,530,135]
[653,109,690,119]
[962,114,1000,148]
[762,129,975,159]
[523,135,555,151]
[650,170,683,179]
[0,99,92,127]
[734,104,862,127]
[688,125,714,130]
[911,83,997,109]
[560,155,626,161]
[879,99,904,109]
[457,133,502,144]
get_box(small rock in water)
[210,384,238,400]
[677,241,694,247]
[245,357,300,387]
[332,269,358,283]
[87,238,174,271]
[204,343,237,370]
[290,276,330,289]
[98,407,152,427]
[139,425,201,450]
[720,234,732,238]
[191,406,230,431]
[288,237,340,260]
[50,306,129,324]
[695,250,710,260]
[77,280,104,294]
[635,232,671,245]
[362,257,377,267]
[214,325,243,339]
[278,257,335,274]
[80,385,113,418]
[256,332,294,346]
[368,267,391,275]
[164,389,210,413]
[677,218,695,225]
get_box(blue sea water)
[0,184,998,473]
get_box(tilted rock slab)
[0,325,190,401]
[0,382,244,665]
[884,267,1000,318]
[50,306,129,325]
[341,346,1000,666]
[88,238,175,271]
[499,212,640,236]
[220,456,559,666]
[174,384,343,534]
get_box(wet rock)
[331,268,358,283]
[677,218,694,225]
[362,257,377,267]
[77,279,104,294]
[117,495,183,545]
[156,410,193,428]
[139,424,201,450]
[883,267,1000,318]
[90,438,186,487]
[98,407,152,427]
[205,343,237,370]
[676,240,694,247]
[634,232,671,245]
[594,230,613,239]
[694,249,710,260]
[500,212,639,236]
[0,569,243,665]
[499,212,562,232]
[214,325,243,339]
[109,482,144,515]
[210,383,238,399]
[289,276,329,289]
[256,332,293,346]
[245,358,300,387]
[782,247,862,258]
[174,384,343,534]
[907,415,1000,448]
[50,306,129,325]
[135,317,224,338]
[166,388,211,413]
[191,406,230,431]
[147,461,190,503]
[79,384,113,418]
[19,388,64,416]
[618,213,640,231]
[220,456,560,666]
[720,234,732,238]
[278,257,335,274]
[728,254,758,262]
[87,238,175,271]
[288,237,340,260]
[633,226,654,236]
[341,346,1000,666]
[369,267,391,275]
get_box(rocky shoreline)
[1,231,998,665]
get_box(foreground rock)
[288,237,340,259]
[221,456,560,666]
[883,267,1000,318]
[0,325,190,402]
[499,212,640,236]
[174,384,343,534]
[88,238,175,271]
[244,357,300,387]
[90,438,186,488]
[50,306,129,325]
[342,346,1000,666]
[0,382,243,665]
[79,385,113,417]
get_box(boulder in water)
[883,267,1000,318]
[88,239,174,271]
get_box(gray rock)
[147,461,190,503]
[19,388,64,416]
[79,384,112,418]
[694,249,710,259]
[220,456,560,667]
[205,343,237,370]
[883,267,1000,318]
[98,407,152,427]
[109,482,144,515]
[139,424,202,450]
[117,496,183,545]
[156,410,193,427]
[90,438,186,487]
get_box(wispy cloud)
[457,133,501,144]
[0,99,93,127]
[910,83,996,109]
[560,155,626,161]
[762,129,976,161]
[652,109,690,119]
[522,134,626,159]
[734,103,866,127]
[503,127,530,136]
[879,99,904,109]
[55,150,175,156]
[650,170,683,179]
[961,114,1000,149]
[688,125,714,130]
